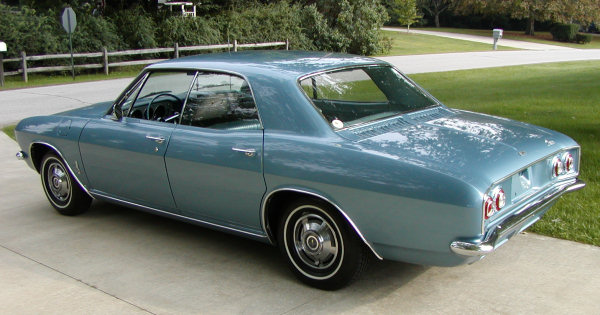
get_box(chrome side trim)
[91,191,268,240]
[261,188,384,260]
[29,142,94,199]
[452,178,585,257]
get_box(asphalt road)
[2,47,600,314]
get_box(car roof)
[147,50,388,79]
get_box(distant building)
[157,1,197,17]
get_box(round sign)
[61,7,77,34]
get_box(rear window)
[299,66,437,129]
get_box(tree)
[391,0,422,31]
[558,0,600,26]
[418,0,451,28]
[457,0,600,35]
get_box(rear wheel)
[277,198,369,290]
[40,153,91,216]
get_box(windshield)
[299,66,438,129]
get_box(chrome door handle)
[146,135,165,144]
[232,147,256,157]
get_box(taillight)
[483,196,495,219]
[551,156,564,178]
[493,188,506,210]
[562,152,574,173]
[484,187,506,220]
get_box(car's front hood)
[55,101,113,119]
[343,109,577,190]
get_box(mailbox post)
[0,41,6,87]
[493,29,503,50]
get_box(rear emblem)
[518,151,526,156]
[519,170,531,189]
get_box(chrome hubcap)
[47,162,70,202]
[293,213,339,269]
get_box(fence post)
[286,39,289,50]
[0,52,4,87]
[174,42,179,59]
[233,39,237,52]
[102,47,109,75]
[21,51,27,82]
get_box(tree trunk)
[525,11,535,35]
[435,13,440,28]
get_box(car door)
[79,70,196,210]
[165,72,266,232]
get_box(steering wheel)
[146,93,182,121]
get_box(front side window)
[180,73,260,130]
[127,71,196,122]
[300,66,438,129]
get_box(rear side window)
[180,73,260,130]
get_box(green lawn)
[417,27,600,49]
[410,60,600,246]
[0,65,143,90]
[2,125,15,140]
[379,30,516,56]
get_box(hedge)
[0,1,390,60]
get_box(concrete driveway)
[2,48,600,313]
[1,132,600,314]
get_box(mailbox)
[492,29,503,50]
[493,29,503,39]
[0,41,6,52]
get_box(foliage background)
[0,0,390,60]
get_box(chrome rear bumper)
[450,178,585,257]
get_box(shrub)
[550,23,579,42]
[157,16,221,47]
[217,2,313,50]
[300,4,347,51]
[335,0,390,55]
[110,7,157,49]
[71,14,124,52]
[575,33,592,44]
[0,4,65,58]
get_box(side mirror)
[111,103,123,121]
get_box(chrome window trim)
[29,141,94,199]
[261,188,384,260]
[151,67,265,130]
[91,191,268,240]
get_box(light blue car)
[15,51,585,289]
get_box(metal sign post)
[0,41,6,87]
[61,7,77,79]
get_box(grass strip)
[416,27,600,49]
[0,65,143,91]
[2,125,16,140]
[379,30,516,56]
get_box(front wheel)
[40,153,92,216]
[277,198,370,290]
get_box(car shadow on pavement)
[69,200,428,312]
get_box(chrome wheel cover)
[283,205,344,280]
[292,213,339,269]
[46,161,71,204]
